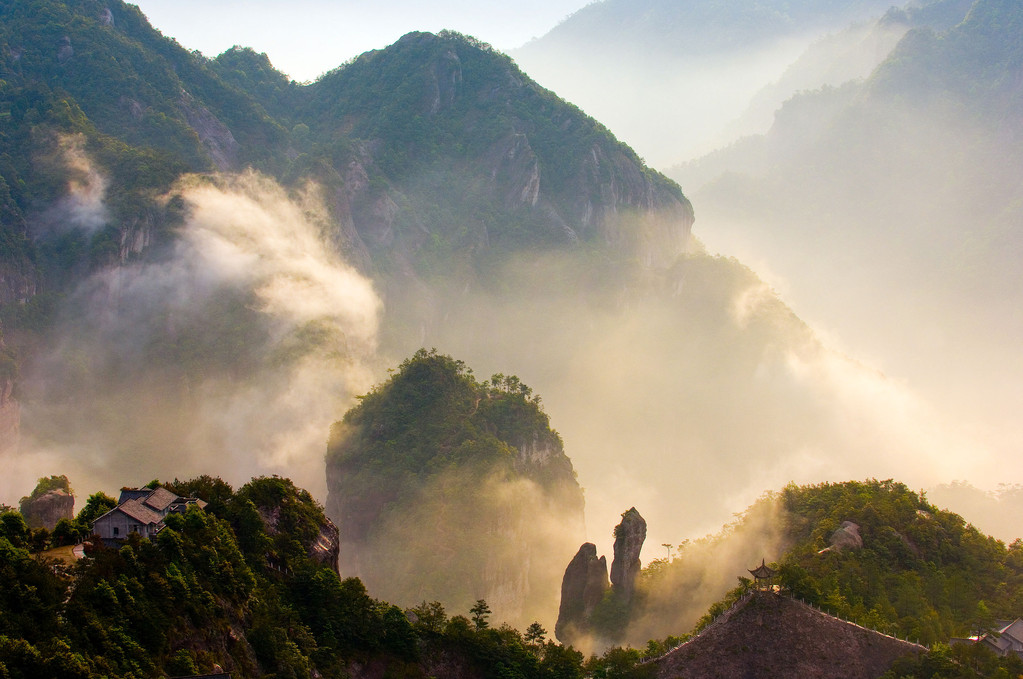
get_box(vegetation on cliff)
[326,349,584,627]
[4,473,1023,678]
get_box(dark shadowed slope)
[648,591,924,679]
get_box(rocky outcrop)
[178,90,240,171]
[309,517,341,571]
[555,543,609,642]
[610,507,647,602]
[828,521,863,552]
[257,505,341,572]
[555,507,648,644]
[20,489,74,530]
[325,351,584,628]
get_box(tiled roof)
[142,486,178,512]
[117,488,152,504]
[115,498,165,525]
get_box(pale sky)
[131,0,590,82]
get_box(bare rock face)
[610,507,647,602]
[178,90,240,171]
[309,517,341,571]
[20,489,74,530]
[257,505,341,572]
[555,542,610,642]
[829,521,863,552]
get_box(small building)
[748,559,778,591]
[92,486,207,545]
[951,619,1023,658]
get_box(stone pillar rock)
[609,507,646,603]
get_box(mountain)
[709,0,975,146]
[669,0,1023,467]
[325,349,585,629]
[517,0,899,60]
[511,0,914,164]
[0,0,693,510]
[0,0,995,605]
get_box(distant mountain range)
[670,0,1023,455]
[511,0,959,164]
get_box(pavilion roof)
[748,559,777,579]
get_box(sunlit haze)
[2,0,1022,646]
[131,0,589,81]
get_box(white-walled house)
[92,486,207,545]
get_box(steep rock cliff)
[18,475,74,530]
[555,507,648,645]
[610,507,647,603]
[300,31,694,298]
[555,542,609,642]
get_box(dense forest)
[4,477,1023,678]
[0,475,593,679]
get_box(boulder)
[829,521,863,552]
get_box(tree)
[409,601,447,633]
[470,599,491,630]
[75,492,116,525]
[524,621,546,645]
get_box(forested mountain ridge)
[5,476,1018,678]
[0,475,587,679]
[326,349,585,629]
[0,0,699,500]
[0,0,691,308]
[597,480,1023,651]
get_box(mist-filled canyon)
[1,1,1022,671]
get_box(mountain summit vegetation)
[0,475,588,679]
[326,349,584,629]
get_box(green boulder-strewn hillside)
[326,349,585,630]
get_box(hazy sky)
[131,0,589,81]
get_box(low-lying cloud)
[4,170,381,502]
